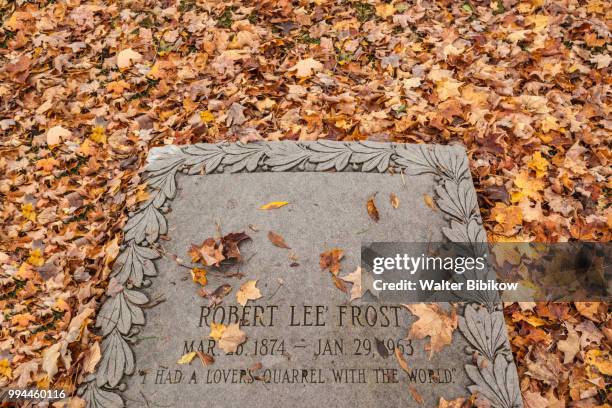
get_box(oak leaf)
[404,304,457,359]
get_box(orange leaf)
[367,193,380,222]
[268,231,290,249]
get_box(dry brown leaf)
[268,231,290,249]
[367,193,380,222]
[319,248,344,276]
[196,351,215,366]
[390,193,400,209]
[191,267,208,287]
[404,304,458,359]
[289,58,323,78]
[340,267,362,301]
[236,280,262,306]
[437,397,466,408]
[394,347,410,373]
[117,48,142,69]
[557,324,580,364]
[408,385,424,404]
[423,194,436,210]
[218,323,247,353]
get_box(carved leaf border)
[80,141,522,408]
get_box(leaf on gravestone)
[236,280,262,306]
[395,347,410,373]
[223,232,251,261]
[423,194,436,210]
[404,304,458,359]
[437,397,466,408]
[367,193,380,222]
[260,201,289,210]
[268,231,290,249]
[191,267,208,287]
[209,322,226,341]
[332,275,348,293]
[218,323,247,353]
[196,351,215,366]
[177,352,196,364]
[289,58,323,78]
[390,193,400,209]
[189,238,224,266]
[226,102,247,126]
[557,323,580,364]
[340,266,362,301]
[47,125,71,146]
[116,48,142,69]
[320,248,344,276]
[408,385,424,405]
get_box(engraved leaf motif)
[465,354,521,408]
[265,142,311,171]
[81,381,124,408]
[97,289,148,336]
[435,178,477,222]
[123,205,167,244]
[221,142,268,172]
[96,329,135,388]
[349,142,394,172]
[308,141,352,171]
[459,305,508,362]
[111,243,159,287]
[183,143,226,174]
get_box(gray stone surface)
[83,142,522,408]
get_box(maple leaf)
[435,78,463,101]
[260,201,289,210]
[511,171,544,203]
[116,48,142,69]
[367,193,380,222]
[340,267,362,301]
[404,303,458,359]
[191,267,208,287]
[27,249,44,267]
[320,248,344,276]
[218,323,247,353]
[527,151,549,178]
[289,58,323,78]
[90,125,107,144]
[226,102,247,126]
[0,359,12,380]
[236,280,262,306]
[21,203,36,222]
[268,231,290,249]
[200,110,215,123]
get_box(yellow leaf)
[0,359,12,380]
[528,151,549,178]
[435,78,463,101]
[209,322,226,341]
[177,352,196,364]
[21,203,36,222]
[236,280,262,306]
[90,126,107,144]
[423,194,437,210]
[523,315,547,327]
[200,110,215,123]
[375,4,395,18]
[585,349,612,375]
[511,171,544,203]
[525,14,550,32]
[191,267,208,287]
[260,201,289,210]
[27,249,44,267]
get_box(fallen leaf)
[42,342,61,381]
[423,194,436,210]
[340,266,362,301]
[196,351,215,366]
[117,48,142,69]
[437,397,466,408]
[47,125,71,146]
[260,201,289,210]
[557,324,580,364]
[21,203,36,222]
[226,102,247,126]
[408,385,424,404]
[177,351,196,364]
[191,267,208,287]
[0,359,11,380]
[395,347,410,373]
[390,193,400,209]
[218,323,247,353]
[236,280,262,306]
[367,193,380,222]
[209,322,226,341]
[289,58,323,78]
[27,249,44,266]
[268,231,290,249]
[404,303,458,359]
[320,248,344,276]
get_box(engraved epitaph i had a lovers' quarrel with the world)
[80,142,522,408]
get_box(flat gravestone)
[81,142,522,408]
